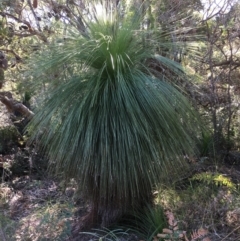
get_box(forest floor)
[1,104,240,241]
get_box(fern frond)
[190,172,236,190]
[190,228,209,240]
[157,211,211,241]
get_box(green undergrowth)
[1,165,240,240]
[85,166,240,240]
[0,126,21,154]
[120,205,167,241]
[153,169,240,240]
[0,214,17,240]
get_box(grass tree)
[27,3,200,230]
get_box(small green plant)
[198,131,213,157]
[190,172,236,191]
[23,91,32,103]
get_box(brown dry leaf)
[57,220,65,229]
[191,230,199,240]
[183,231,189,241]
[173,226,179,231]
[173,221,178,228]
[33,0,38,8]
[179,233,184,238]
[197,228,208,236]
[157,233,168,238]
[202,238,211,241]
[191,228,208,240]
[165,211,176,227]
[162,228,173,234]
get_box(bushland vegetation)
[1,1,240,240]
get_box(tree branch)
[0,92,34,120]
[0,12,48,42]
[0,49,22,62]
[27,0,42,32]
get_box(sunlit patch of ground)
[0,104,10,128]
[0,176,79,241]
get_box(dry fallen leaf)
[33,0,38,8]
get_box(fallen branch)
[220,225,240,241]
[0,91,34,120]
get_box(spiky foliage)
[27,5,200,227]
[82,228,131,241]
[126,205,166,241]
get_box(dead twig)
[220,226,240,241]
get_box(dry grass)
[0,176,78,241]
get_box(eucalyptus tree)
[27,3,200,229]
